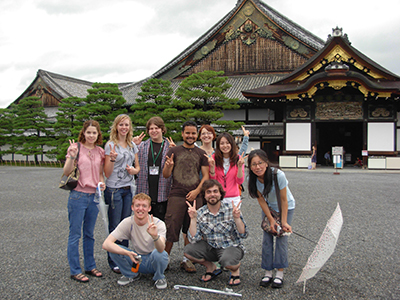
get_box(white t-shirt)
[111,216,166,255]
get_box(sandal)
[200,268,222,282]
[260,276,272,287]
[85,268,103,277]
[228,274,241,286]
[271,277,284,288]
[70,273,89,283]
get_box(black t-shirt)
[148,141,164,204]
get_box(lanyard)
[150,139,164,166]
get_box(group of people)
[62,116,295,290]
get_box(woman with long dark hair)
[63,120,105,283]
[208,132,245,206]
[247,149,295,289]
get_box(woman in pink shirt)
[63,120,105,283]
[207,132,245,206]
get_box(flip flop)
[200,268,222,282]
[228,274,241,286]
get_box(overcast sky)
[1,0,400,108]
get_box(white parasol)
[174,285,242,297]
[296,203,343,293]
[95,182,109,236]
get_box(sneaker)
[154,278,167,289]
[180,260,196,273]
[117,274,141,286]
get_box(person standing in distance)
[163,121,209,273]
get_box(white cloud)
[1,0,399,108]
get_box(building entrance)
[316,122,363,165]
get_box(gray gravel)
[0,166,399,300]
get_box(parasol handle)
[292,231,317,244]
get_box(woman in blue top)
[247,149,295,289]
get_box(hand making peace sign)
[147,214,158,238]
[68,139,78,158]
[109,144,118,161]
[166,137,176,148]
[186,200,197,219]
[232,200,242,219]
[165,153,174,168]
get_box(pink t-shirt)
[66,143,105,194]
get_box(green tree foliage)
[0,108,15,159]
[47,97,84,160]
[175,70,242,132]
[75,83,127,143]
[131,78,182,141]
[9,97,52,163]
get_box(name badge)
[149,166,159,175]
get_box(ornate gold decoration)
[329,80,347,90]
[290,108,308,118]
[371,107,390,117]
[243,4,255,16]
[293,45,384,82]
[316,102,363,120]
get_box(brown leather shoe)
[180,261,196,273]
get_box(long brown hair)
[78,120,103,145]
[214,132,238,168]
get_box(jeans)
[104,187,132,269]
[261,209,294,270]
[110,245,169,281]
[67,190,99,275]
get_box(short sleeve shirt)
[111,216,166,255]
[105,141,138,188]
[166,145,208,197]
[256,167,295,212]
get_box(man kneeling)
[184,180,248,286]
[102,193,169,289]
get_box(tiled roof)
[120,74,286,105]
[37,69,94,99]
[231,124,283,136]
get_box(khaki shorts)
[164,195,203,242]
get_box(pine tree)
[175,70,242,132]
[75,83,127,143]
[47,97,84,160]
[0,108,15,160]
[131,78,182,141]
[10,97,52,163]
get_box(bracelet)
[70,156,76,160]
[153,235,160,242]
[110,159,116,162]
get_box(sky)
[1,0,400,108]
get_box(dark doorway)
[316,122,363,165]
[262,139,283,164]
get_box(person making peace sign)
[184,180,248,286]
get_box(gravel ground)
[0,166,399,300]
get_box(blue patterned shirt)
[188,202,248,250]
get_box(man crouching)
[102,193,169,289]
[184,179,248,286]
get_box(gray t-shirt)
[105,141,139,188]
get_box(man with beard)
[184,180,248,286]
[163,121,209,273]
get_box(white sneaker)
[117,274,141,286]
[154,278,167,289]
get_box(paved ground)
[0,166,399,299]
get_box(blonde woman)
[104,114,140,273]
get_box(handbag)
[59,143,80,190]
[261,169,285,237]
